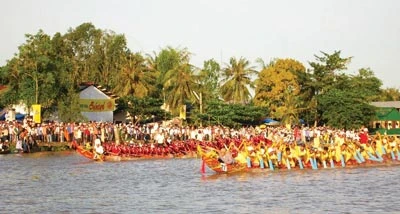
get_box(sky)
[1,0,399,88]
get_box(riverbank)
[6,142,73,153]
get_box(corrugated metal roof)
[79,82,119,99]
[371,101,400,108]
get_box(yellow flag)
[32,104,41,123]
[179,105,186,120]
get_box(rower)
[296,143,307,169]
[93,139,104,160]
[218,148,233,172]
[282,147,295,169]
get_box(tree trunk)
[35,75,39,104]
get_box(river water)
[1,152,400,214]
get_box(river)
[1,152,400,214]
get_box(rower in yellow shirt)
[365,141,384,162]
[318,147,330,168]
[312,133,321,149]
[387,136,399,160]
[282,147,296,169]
[334,143,351,167]
[234,150,248,165]
[296,143,309,169]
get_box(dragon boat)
[197,145,400,174]
[72,141,197,161]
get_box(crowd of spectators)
[0,116,378,151]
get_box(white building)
[79,83,118,122]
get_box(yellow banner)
[32,104,41,123]
[80,99,115,112]
[179,104,186,120]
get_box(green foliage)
[306,51,353,125]
[156,47,185,75]
[309,50,352,95]
[198,99,269,128]
[120,96,170,124]
[18,30,59,106]
[317,89,376,129]
[0,23,391,129]
[197,59,221,100]
[161,47,197,113]
[379,87,400,101]
[220,57,257,104]
[114,52,157,98]
[254,58,306,123]
[349,68,382,101]
[57,88,86,122]
[63,23,129,89]
[0,59,21,106]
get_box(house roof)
[0,85,9,95]
[376,107,400,121]
[80,82,119,99]
[371,101,400,109]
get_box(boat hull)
[73,142,196,161]
[198,145,400,174]
[0,149,11,155]
[202,155,400,174]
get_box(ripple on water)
[1,153,400,213]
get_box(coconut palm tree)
[159,48,197,115]
[163,62,196,113]
[275,86,307,127]
[114,53,156,98]
[220,57,257,104]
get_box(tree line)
[0,22,399,128]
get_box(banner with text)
[80,99,115,112]
[32,104,41,123]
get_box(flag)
[32,104,41,123]
[201,159,206,174]
[179,104,186,120]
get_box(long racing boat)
[72,141,196,161]
[197,144,400,174]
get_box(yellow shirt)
[375,140,384,155]
[319,151,329,161]
[313,137,320,149]
[296,146,309,163]
[234,152,247,164]
[282,152,295,167]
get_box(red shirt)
[359,132,368,144]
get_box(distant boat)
[0,149,11,155]
[72,141,197,162]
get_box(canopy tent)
[262,118,280,126]
[0,112,25,121]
